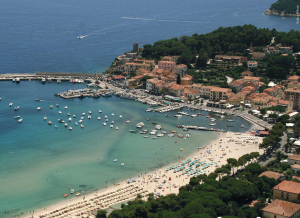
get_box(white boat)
[65,106,67,109]
[65,123,68,127]
[50,105,53,109]
[110,125,113,128]
[113,159,117,162]
[209,122,216,126]
[71,189,74,194]
[103,123,107,126]
[73,115,76,118]
[14,116,20,119]
[44,117,47,120]
[89,111,92,114]
[140,131,146,134]
[18,118,23,123]
[59,111,62,114]
[99,110,102,113]
[76,192,80,196]
[68,118,72,122]
[81,124,84,128]
[82,113,85,116]
[111,121,114,124]
[75,122,78,126]
[88,115,91,119]
[41,78,46,83]
[104,115,108,118]
[153,137,158,139]
[78,120,83,123]
[111,113,114,116]
[210,118,216,122]
[98,117,101,120]
[121,163,124,166]
[116,127,119,130]
[126,120,130,123]
[155,125,162,130]
[241,125,244,128]
[157,133,164,137]
[144,136,149,138]
[69,127,72,130]
[119,115,122,118]
[37,107,41,111]
[81,116,84,120]
[227,119,234,122]
[67,112,71,116]
[136,122,145,128]
[9,103,13,106]
[57,79,61,83]
[220,115,225,118]
[105,119,108,122]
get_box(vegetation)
[107,163,276,218]
[269,0,300,15]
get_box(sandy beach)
[19,130,263,218]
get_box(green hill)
[266,0,300,16]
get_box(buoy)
[175,141,177,143]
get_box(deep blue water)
[0,0,298,217]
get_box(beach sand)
[21,131,263,218]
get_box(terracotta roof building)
[262,199,300,218]
[209,87,232,101]
[287,75,300,82]
[259,171,284,181]
[241,70,253,77]
[288,155,300,165]
[273,180,300,201]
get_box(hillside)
[265,0,300,16]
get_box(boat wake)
[122,17,202,23]
[77,35,88,39]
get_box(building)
[184,89,200,100]
[265,46,277,54]
[242,76,261,83]
[247,61,258,70]
[209,87,232,101]
[279,46,293,53]
[287,75,300,83]
[172,64,188,77]
[146,78,159,91]
[169,84,185,97]
[191,84,203,91]
[241,70,253,77]
[258,171,284,181]
[262,199,300,218]
[200,86,213,98]
[215,55,247,64]
[124,62,152,73]
[124,78,136,87]
[252,52,265,59]
[229,79,245,92]
[285,87,300,110]
[263,85,283,98]
[181,75,193,85]
[158,61,176,71]
[114,65,124,72]
[288,155,300,165]
[133,42,138,52]
[291,164,300,175]
[112,75,125,82]
[136,68,149,76]
[273,180,300,201]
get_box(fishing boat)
[155,125,162,130]
[130,130,137,133]
[113,159,117,162]
[153,137,158,139]
[37,107,41,111]
[121,163,124,166]
[76,192,80,196]
[44,117,47,120]
[178,134,184,138]
[18,118,23,123]
[71,189,74,194]
[14,116,20,119]
[14,106,19,111]
[152,122,157,125]
[69,127,72,130]
[48,121,52,125]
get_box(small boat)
[241,125,244,128]
[64,106,67,109]
[68,118,72,122]
[59,111,62,114]
[227,125,234,127]
[44,117,47,120]
[81,124,84,128]
[81,116,84,120]
[178,134,184,138]
[69,127,72,130]
[75,122,78,126]
[41,78,46,83]
[18,118,23,123]
[50,105,53,109]
[89,111,92,114]
[146,118,149,121]
[104,115,108,118]
[209,123,216,126]
[177,125,182,128]
[48,121,52,125]
[88,115,91,119]
[121,163,124,166]
[98,117,101,120]
[73,115,76,118]
[57,79,61,83]
[210,118,216,122]
[56,104,59,107]
[111,113,114,116]
[152,122,157,125]
[227,119,234,122]
[116,127,119,130]
[9,103,13,106]
[130,130,137,133]
[110,125,113,128]
[111,121,114,124]
[58,119,64,123]
[71,189,74,194]
[67,112,71,116]
[14,116,20,119]
[105,119,108,122]
[103,123,107,126]
[153,137,158,139]
[48,78,52,83]
[172,131,177,133]
[78,120,83,123]
[65,123,68,127]
[76,192,80,196]
[126,120,130,123]
[82,113,85,116]
[144,136,149,138]
[14,106,19,111]
[55,125,58,128]
[99,110,102,113]
[180,148,183,151]
[206,116,211,118]
[64,194,68,198]
[113,159,117,162]
[119,115,122,119]
[37,107,41,111]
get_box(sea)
[0,0,298,216]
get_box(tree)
[227,158,238,174]
[275,151,283,163]
[177,74,181,84]
[197,49,208,68]
[96,210,107,218]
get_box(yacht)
[110,125,113,128]
[121,163,124,166]
[104,115,108,118]
[111,113,114,116]
[105,119,109,122]
[64,106,67,109]
[68,118,72,122]
[78,120,83,123]
[111,121,114,124]
[18,118,23,123]
[73,115,76,118]
[14,116,20,119]
[9,103,13,106]
[44,117,47,120]
[209,122,216,126]
[67,112,71,116]
[14,106,19,111]
[98,117,101,120]
[99,110,102,113]
[89,111,92,114]
[59,111,62,114]
[41,78,46,83]
[116,127,119,130]
[57,79,61,83]
[82,113,85,116]
[126,120,130,123]
[119,115,122,119]
[88,115,91,119]
[155,125,162,130]
[81,116,84,120]
[210,118,216,122]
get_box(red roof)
[112,75,125,80]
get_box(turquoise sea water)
[0,0,298,216]
[0,81,251,216]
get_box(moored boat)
[71,189,74,194]
[48,121,52,125]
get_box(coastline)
[264,9,299,17]
[21,129,263,218]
